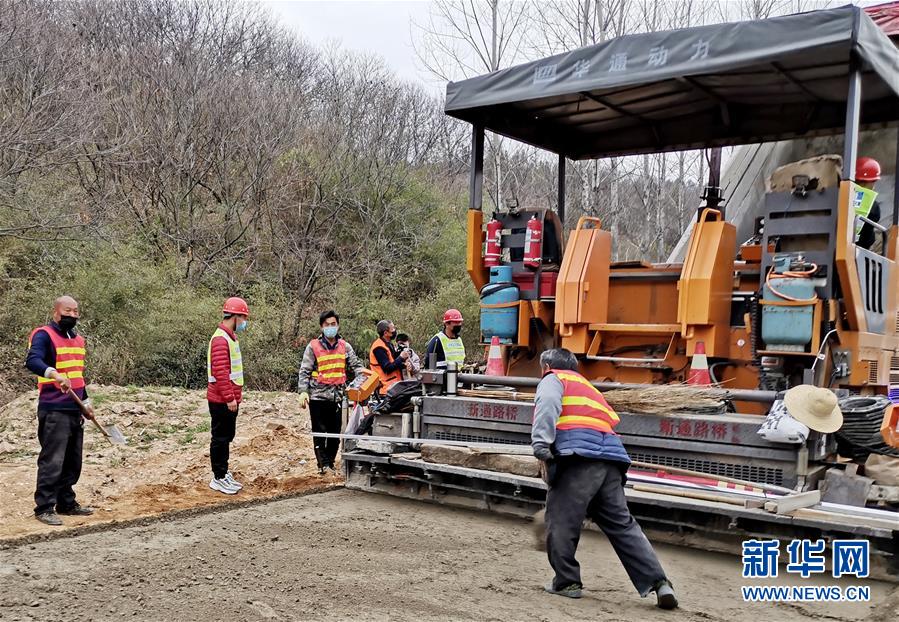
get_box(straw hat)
[783,385,843,433]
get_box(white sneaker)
[224,472,243,490]
[209,477,238,495]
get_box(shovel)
[67,389,127,445]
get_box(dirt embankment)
[0,386,340,541]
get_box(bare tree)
[0,0,101,240]
[413,1,531,212]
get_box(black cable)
[835,395,899,461]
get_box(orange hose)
[765,263,818,303]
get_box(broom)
[458,385,726,416]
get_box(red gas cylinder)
[523,214,543,268]
[484,217,502,267]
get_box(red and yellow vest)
[369,337,402,390]
[552,368,620,434]
[29,326,86,397]
[311,338,347,385]
[549,369,630,464]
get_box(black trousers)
[34,410,84,515]
[545,457,668,596]
[309,399,341,468]
[209,402,238,479]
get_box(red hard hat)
[223,296,250,317]
[442,309,463,323]
[856,157,881,182]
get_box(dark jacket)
[371,341,405,374]
[25,321,87,413]
[858,200,882,251]
[425,334,446,367]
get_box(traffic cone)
[484,336,506,377]
[687,341,712,386]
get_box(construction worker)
[425,309,465,369]
[369,320,409,392]
[395,333,421,380]
[207,296,249,495]
[532,348,678,609]
[854,156,883,251]
[298,310,367,474]
[25,296,95,526]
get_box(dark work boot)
[35,511,63,526]
[57,504,94,516]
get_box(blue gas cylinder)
[480,267,519,343]
[489,265,513,284]
[761,277,815,351]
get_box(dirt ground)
[0,386,340,540]
[0,489,895,622]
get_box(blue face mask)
[235,320,248,333]
[323,326,338,339]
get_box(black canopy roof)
[444,6,899,160]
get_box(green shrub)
[2,225,486,393]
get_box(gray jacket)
[402,348,422,381]
[531,374,563,461]
[297,336,367,403]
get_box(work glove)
[299,392,309,409]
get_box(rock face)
[668,128,898,263]
[420,445,540,478]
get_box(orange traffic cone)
[484,336,506,377]
[687,341,712,386]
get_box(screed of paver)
[0,489,896,622]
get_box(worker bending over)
[25,296,95,526]
[298,310,366,474]
[532,348,678,609]
[425,309,465,369]
[369,319,409,393]
[207,297,250,495]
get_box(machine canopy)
[445,6,899,159]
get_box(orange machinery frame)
[466,182,899,409]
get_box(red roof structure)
[866,1,899,37]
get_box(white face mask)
[323,326,339,339]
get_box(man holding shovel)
[25,295,95,526]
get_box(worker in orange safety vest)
[531,348,678,609]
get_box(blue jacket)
[531,373,630,465]
[25,322,87,413]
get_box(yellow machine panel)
[555,219,610,353]
[677,209,737,356]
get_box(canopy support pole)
[893,128,899,227]
[469,124,485,211]
[843,65,861,181]
[558,154,566,228]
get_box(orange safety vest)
[29,326,86,393]
[310,338,347,385]
[551,369,620,435]
[369,337,402,390]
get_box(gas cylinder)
[523,214,543,268]
[484,216,502,267]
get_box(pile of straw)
[603,386,726,416]
[459,385,727,415]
